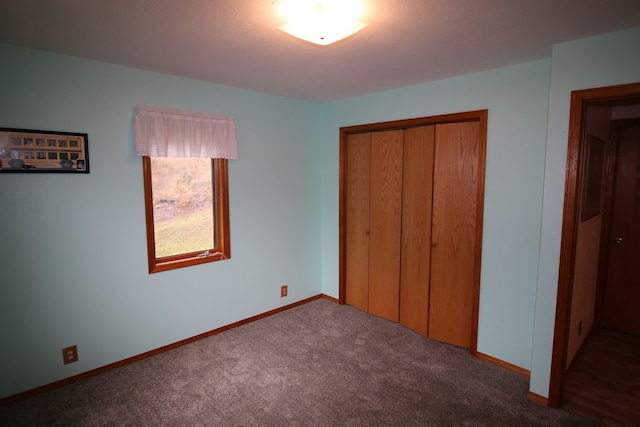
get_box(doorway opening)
[548,82,640,409]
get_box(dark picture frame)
[0,127,89,173]
[580,134,605,221]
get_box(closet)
[339,111,486,350]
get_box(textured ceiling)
[1,0,639,102]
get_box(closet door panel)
[345,133,372,312]
[429,122,480,348]
[368,130,404,322]
[400,125,435,336]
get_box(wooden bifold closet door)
[343,117,483,350]
[368,130,404,321]
[428,121,480,347]
[399,125,435,335]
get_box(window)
[142,156,230,273]
[134,104,238,274]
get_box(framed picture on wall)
[0,127,89,173]
[580,134,606,221]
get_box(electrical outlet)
[63,345,78,364]
[281,285,288,297]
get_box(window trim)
[142,156,231,273]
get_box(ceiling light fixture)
[277,0,368,46]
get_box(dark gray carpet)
[0,299,594,426]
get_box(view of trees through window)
[150,157,215,258]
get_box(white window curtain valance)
[134,105,238,159]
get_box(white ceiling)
[1,0,639,102]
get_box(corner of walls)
[0,43,324,399]
[318,103,337,298]
[320,58,553,372]
[529,25,640,398]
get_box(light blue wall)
[530,26,640,397]
[320,60,552,372]
[2,25,639,401]
[0,44,322,399]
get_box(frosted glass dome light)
[278,0,368,46]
